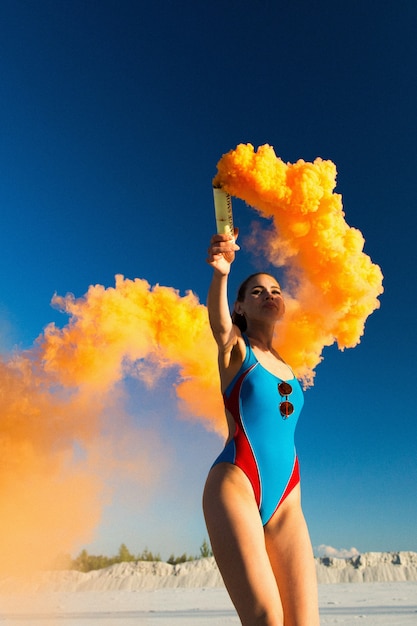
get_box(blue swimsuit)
[212,335,304,525]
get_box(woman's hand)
[206,231,240,275]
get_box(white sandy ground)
[1,584,417,625]
[0,554,416,625]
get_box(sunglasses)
[278,381,294,419]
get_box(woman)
[203,232,320,626]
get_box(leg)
[264,485,320,626]
[203,463,283,626]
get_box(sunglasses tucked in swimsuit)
[211,334,304,525]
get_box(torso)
[212,334,304,525]
[249,343,294,381]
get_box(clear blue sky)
[1,0,416,560]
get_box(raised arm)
[206,233,240,350]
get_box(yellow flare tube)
[213,187,234,236]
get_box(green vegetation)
[56,540,213,573]
[70,544,159,572]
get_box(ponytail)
[231,310,247,332]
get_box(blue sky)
[1,0,416,561]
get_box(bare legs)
[203,464,320,626]
[264,495,320,626]
[203,464,283,625]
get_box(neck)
[245,322,276,350]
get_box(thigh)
[264,487,320,626]
[203,463,283,625]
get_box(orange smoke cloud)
[213,143,383,383]
[0,355,102,576]
[42,276,222,425]
[0,276,223,577]
[1,145,383,575]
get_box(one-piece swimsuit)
[212,334,304,525]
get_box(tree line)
[54,540,213,573]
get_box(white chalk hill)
[6,552,417,592]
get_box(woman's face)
[235,274,285,323]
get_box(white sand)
[1,584,417,625]
[0,553,416,625]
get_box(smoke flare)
[213,143,383,383]
[1,144,383,575]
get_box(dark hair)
[231,272,278,332]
